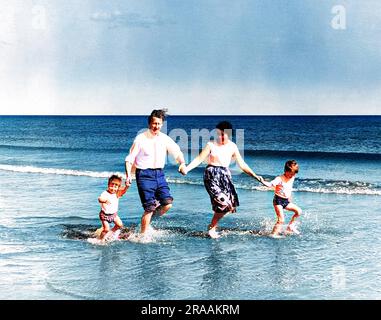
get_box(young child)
[98,174,129,241]
[262,160,302,237]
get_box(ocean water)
[0,115,380,300]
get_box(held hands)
[178,163,187,176]
[254,175,266,186]
[122,180,131,192]
[252,174,263,183]
[125,176,132,185]
[257,176,272,188]
[257,175,264,183]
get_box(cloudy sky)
[1,0,380,115]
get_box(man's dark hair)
[148,109,167,125]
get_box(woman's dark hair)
[148,109,167,125]
[216,121,233,137]
[284,160,299,173]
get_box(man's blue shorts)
[135,168,173,212]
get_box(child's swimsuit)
[99,191,119,223]
[273,194,290,208]
[99,211,118,223]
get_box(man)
[125,109,186,234]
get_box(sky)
[1,0,381,115]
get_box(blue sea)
[0,115,380,300]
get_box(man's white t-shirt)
[125,131,182,169]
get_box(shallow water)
[0,116,380,299]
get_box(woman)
[182,121,264,238]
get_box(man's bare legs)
[141,203,172,234]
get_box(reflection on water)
[134,244,172,300]
[1,191,381,300]
[201,240,240,299]
[95,246,124,298]
[268,241,301,294]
